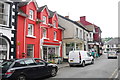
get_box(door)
[24,59,38,79]
[34,59,50,77]
[86,52,92,63]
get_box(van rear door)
[68,51,80,63]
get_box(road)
[48,53,118,79]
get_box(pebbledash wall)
[16,1,63,61]
[0,1,17,60]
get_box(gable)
[28,1,37,10]
[52,13,58,20]
[42,8,49,16]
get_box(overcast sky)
[36,0,119,38]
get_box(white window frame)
[28,24,34,36]
[76,28,78,38]
[0,2,10,26]
[53,21,56,28]
[54,31,57,40]
[29,10,34,20]
[43,16,47,24]
[43,28,47,38]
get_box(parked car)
[1,58,58,80]
[107,51,117,59]
[68,50,94,67]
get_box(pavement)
[57,54,104,69]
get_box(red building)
[16,1,64,61]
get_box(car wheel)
[82,61,85,67]
[91,59,94,64]
[17,75,26,80]
[51,68,57,77]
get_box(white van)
[68,50,94,67]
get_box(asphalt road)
[49,53,118,79]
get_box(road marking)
[115,73,118,78]
[109,68,118,78]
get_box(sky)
[36,0,119,38]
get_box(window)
[28,24,34,36]
[43,16,46,24]
[0,2,10,26]
[34,59,45,65]
[53,21,56,28]
[43,28,47,38]
[79,30,82,39]
[24,59,36,65]
[54,31,57,40]
[76,28,78,38]
[13,61,26,67]
[29,10,34,20]
[27,44,34,58]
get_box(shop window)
[27,44,34,58]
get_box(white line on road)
[109,68,118,78]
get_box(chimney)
[65,16,69,19]
[80,16,86,21]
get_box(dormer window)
[29,10,34,20]
[43,16,47,24]
[53,21,56,28]
[54,31,57,40]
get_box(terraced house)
[58,15,90,61]
[16,0,64,62]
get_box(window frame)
[53,21,56,28]
[54,31,57,40]
[43,28,47,38]
[28,24,34,36]
[29,9,34,20]
[43,16,47,24]
[0,2,10,26]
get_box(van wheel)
[91,59,94,64]
[17,75,26,80]
[82,61,85,67]
[69,64,73,67]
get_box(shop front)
[42,45,61,63]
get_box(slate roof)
[18,2,29,7]
[49,10,56,18]
[58,14,90,32]
[37,5,46,12]
[18,9,28,17]
[58,24,65,30]
[105,38,120,45]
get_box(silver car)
[107,51,117,59]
